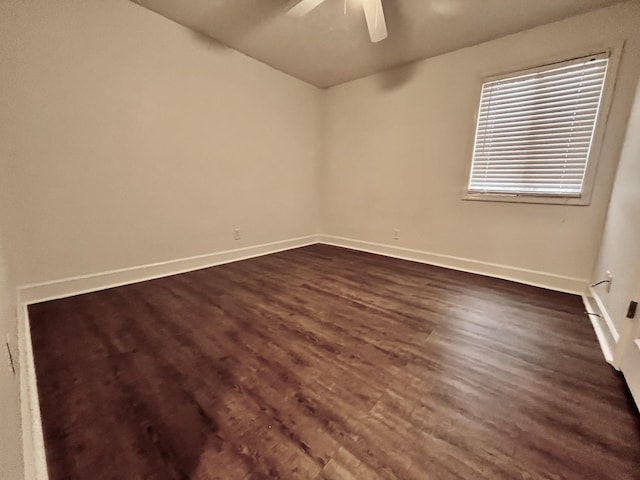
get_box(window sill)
[462,193,590,206]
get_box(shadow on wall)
[372,0,418,90]
[188,29,230,52]
[375,61,417,90]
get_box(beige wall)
[2,1,640,477]
[0,1,321,477]
[0,39,22,473]
[0,0,322,288]
[0,229,22,480]
[591,75,640,335]
[322,1,640,291]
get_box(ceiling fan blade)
[287,0,328,17]
[362,0,388,43]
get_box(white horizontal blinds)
[468,54,609,196]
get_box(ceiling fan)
[288,0,388,43]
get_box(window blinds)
[468,54,609,196]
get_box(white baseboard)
[18,235,320,305]
[582,290,618,367]
[588,286,620,343]
[18,233,587,308]
[620,338,640,411]
[319,235,586,294]
[18,304,48,480]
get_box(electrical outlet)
[393,229,399,241]
[234,229,241,241]
[606,270,613,293]
[4,334,16,376]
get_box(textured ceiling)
[131,0,628,88]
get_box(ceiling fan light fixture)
[287,0,388,44]
[362,0,388,43]
[287,0,326,17]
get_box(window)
[466,53,609,203]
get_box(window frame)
[462,44,623,206]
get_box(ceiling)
[131,0,628,88]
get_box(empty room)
[2,0,640,479]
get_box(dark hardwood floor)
[29,244,640,480]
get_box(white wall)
[0,230,22,480]
[0,1,321,477]
[591,74,640,341]
[0,0,322,289]
[2,1,640,477]
[322,1,640,293]
[0,38,23,474]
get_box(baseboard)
[18,235,320,305]
[319,235,586,294]
[18,304,48,480]
[18,232,587,307]
[588,286,620,343]
[620,339,640,411]
[582,291,618,367]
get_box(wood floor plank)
[29,244,640,479]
